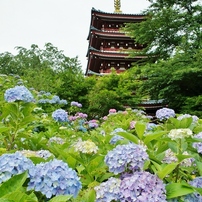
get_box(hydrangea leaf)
[196,161,202,176]
[117,131,139,144]
[48,195,73,202]
[144,131,167,145]
[157,163,178,179]
[135,121,146,140]
[1,191,37,202]
[166,182,194,199]
[0,171,28,198]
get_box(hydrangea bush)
[1,78,202,201]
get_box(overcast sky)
[0,0,150,72]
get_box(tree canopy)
[123,0,202,59]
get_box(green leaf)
[48,195,72,202]
[82,189,96,202]
[144,131,167,145]
[2,191,38,202]
[117,131,139,144]
[157,163,178,179]
[0,172,28,198]
[196,161,202,175]
[166,182,194,199]
[135,122,146,140]
[179,117,193,128]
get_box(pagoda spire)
[114,0,122,13]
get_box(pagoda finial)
[114,0,122,13]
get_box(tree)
[123,0,202,60]
[0,43,83,93]
[134,49,202,114]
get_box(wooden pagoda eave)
[89,51,147,59]
[91,8,145,21]
[90,30,130,39]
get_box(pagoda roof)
[91,7,145,18]
[89,51,147,60]
[89,27,130,39]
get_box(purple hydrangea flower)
[193,132,202,154]
[120,171,167,202]
[71,101,82,107]
[94,177,121,202]
[104,143,149,174]
[156,107,175,121]
[4,85,34,102]
[184,177,202,201]
[27,159,82,198]
[52,109,68,122]
[88,120,99,129]
[0,152,34,184]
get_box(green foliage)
[123,0,202,59]
[132,49,202,114]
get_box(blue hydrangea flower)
[27,159,82,198]
[4,85,34,102]
[94,177,121,202]
[193,132,202,154]
[0,152,34,184]
[104,143,149,174]
[156,107,175,121]
[184,177,202,201]
[59,99,68,105]
[110,135,124,144]
[52,109,68,122]
[120,171,167,202]
[146,123,157,131]
[50,95,60,104]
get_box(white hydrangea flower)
[73,139,98,154]
[168,128,193,140]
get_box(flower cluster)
[109,108,117,114]
[0,152,34,184]
[27,159,82,198]
[104,143,149,174]
[146,123,157,131]
[73,139,98,154]
[156,107,175,121]
[19,150,53,159]
[94,177,121,202]
[120,171,167,202]
[184,177,202,201]
[109,128,125,144]
[71,101,82,108]
[4,85,34,102]
[192,132,202,154]
[48,137,65,145]
[88,119,99,129]
[168,128,193,140]
[129,120,136,129]
[52,109,68,122]
[37,94,67,105]
[162,149,193,167]
[177,114,199,124]
[110,135,124,144]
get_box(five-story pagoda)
[85,0,147,76]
